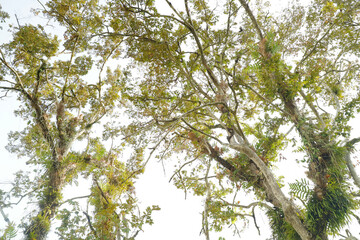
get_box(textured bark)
[230,144,312,240]
[346,151,360,188]
[205,140,310,238]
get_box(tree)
[1,0,360,239]
[0,1,158,239]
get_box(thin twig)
[169,156,200,183]
[60,195,91,205]
[83,211,98,238]
[252,206,261,235]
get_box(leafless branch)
[6,186,41,207]
[252,206,261,235]
[345,138,360,188]
[83,210,98,238]
[220,198,272,210]
[169,156,200,183]
[61,195,91,205]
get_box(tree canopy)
[1,0,360,239]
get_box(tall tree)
[89,0,359,239]
[0,1,157,239]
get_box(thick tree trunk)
[24,165,64,240]
[23,99,72,239]
[230,144,313,240]
[205,141,312,239]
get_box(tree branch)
[202,160,211,240]
[219,199,272,210]
[238,0,263,39]
[295,22,336,71]
[167,0,222,92]
[252,205,261,235]
[229,142,312,240]
[0,205,10,224]
[83,210,98,238]
[60,195,91,205]
[169,156,200,183]
[345,138,360,188]
[299,89,326,130]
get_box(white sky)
[1,0,359,240]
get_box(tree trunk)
[24,165,64,240]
